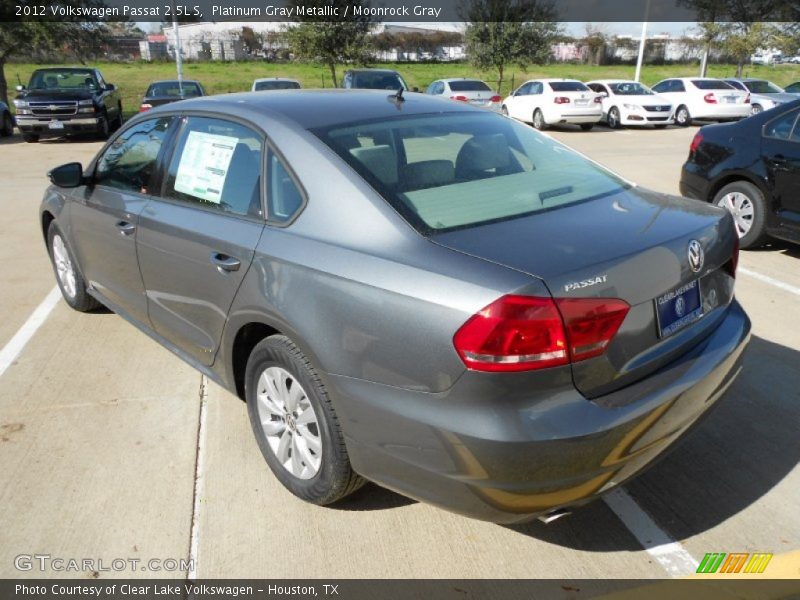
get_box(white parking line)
[0,286,61,379]
[739,267,800,297]
[187,374,209,581]
[604,488,699,577]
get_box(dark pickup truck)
[14,67,123,142]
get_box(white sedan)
[586,80,674,128]
[650,77,750,126]
[502,79,602,131]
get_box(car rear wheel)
[47,222,101,312]
[23,133,39,143]
[245,335,364,505]
[607,106,621,129]
[713,181,768,249]
[532,109,547,130]
[1,111,13,136]
[675,105,691,127]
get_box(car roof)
[438,78,488,83]
[32,66,95,72]
[253,77,298,82]
[346,68,401,74]
[148,80,201,85]
[147,89,480,130]
[587,79,638,85]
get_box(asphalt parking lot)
[0,124,798,581]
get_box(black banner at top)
[2,0,799,23]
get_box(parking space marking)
[0,286,60,379]
[187,374,209,581]
[604,488,699,577]
[739,267,800,297]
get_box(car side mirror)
[16,84,25,92]
[48,162,84,188]
[105,84,116,92]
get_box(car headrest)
[404,160,455,191]
[350,145,398,187]
[455,133,512,180]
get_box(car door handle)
[115,221,136,235]
[210,252,241,272]
[768,155,789,167]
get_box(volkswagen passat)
[41,90,749,523]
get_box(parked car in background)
[502,79,602,130]
[586,80,673,128]
[425,78,502,112]
[651,78,750,126]
[252,78,301,92]
[723,78,796,114]
[40,90,748,524]
[680,99,800,248]
[341,68,410,91]
[13,67,123,143]
[784,82,800,94]
[140,80,205,113]
[0,101,14,136]
[787,56,800,64]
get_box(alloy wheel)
[256,366,322,479]
[718,191,754,237]
[52,235,77,299]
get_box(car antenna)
[393,87,405,102]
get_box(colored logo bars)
[697,552,773,574]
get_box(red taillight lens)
[703,93,717,104]
[453,296,568,372]
[490,95,502,103]
[726,234,740,278]
[453,295,630,372]
[555,298,630,362]
[593,96,603,103]
[139,103,152,112]
[689,132,703,154]
[554,96,571,104]
[744,93,751,104]
[450,95,468,102]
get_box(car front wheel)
[675,105,691,127]
[713,181,768,249]
[47,222,101,311]
[245,335,364,505]
[607,106,621,129]
[532,109,547,130]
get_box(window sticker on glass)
[174,131,238,204]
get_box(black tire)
[97,111,110,140]
[607,106,621,129]
[712,180,768,249]
[112,103,123,131]
[532,108,547,130]
[1,111,13,136]
[47,222,101,312]
[579,123,594,131]
[245,335,364,505]
[675,105,691,127]
[23,133,39,143]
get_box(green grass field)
[7,61,800,119]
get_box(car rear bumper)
[679,164,713,201]
[331,300,750,523]
[692,104,751,120]
[16,116,102,135]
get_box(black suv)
[680,98,800,248]
[14,67,123,143]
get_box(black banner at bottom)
[2,579,800,600]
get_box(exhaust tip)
[537,508,572,524]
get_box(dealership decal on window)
[174,131,237,204]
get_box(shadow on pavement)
[330,482,417,511]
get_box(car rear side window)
[94,117,173,194]
[763,109,800,141]
[163,117,263,218]
[315,112,628,234]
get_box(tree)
[0,3,109,109]
[463,0,561,94]
[694,22,726,76]
[720,22,773,77]
[583,24,608,66]
[283,0,373,87]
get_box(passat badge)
[688,240,704,273]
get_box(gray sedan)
[40,90,749,523]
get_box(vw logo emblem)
[687,240,704,273]
[675,296,686,317]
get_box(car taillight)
[704,93,717,104]
[490,95,502,103]
[744,93,751,104]
[689,132,703,154]
[593,96,602,103]
[726,233,740,278]
[139,103,152,112]
[453,295,629,372]
[554,96,571,104]
[450,95,468,102]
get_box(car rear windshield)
[744,80,783,94]
[29,69,97,91]
[146,82,202,97]
[353,72,408,90]
[691,80,734,90]
[448,80,492,92]
[313,112,628,234]
[548,81,589,92]
[254,80,300,91]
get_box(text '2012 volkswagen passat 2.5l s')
[41,90,750,523]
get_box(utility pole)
[171,0,184,95]
[634,0,651,82]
